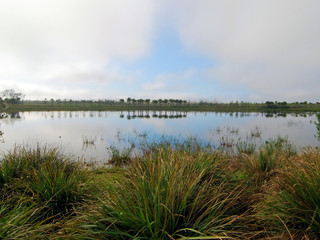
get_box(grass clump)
[2,137,320,239]
[240,138,295,189]
[107,145,135,167]
[259,149,320,238]
[0,200,40,239]
[0,144,89,239]
[0,145,88,219]
[85,145,248,239]
[26,156,87,218]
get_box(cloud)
[136,91,198,101]
[142,69,196,93]
[207,61,320,101]
[1,0,319,101]
[142,81,166,91]
[0,0,157,98]
[167,0,320,101]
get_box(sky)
[0,0,319,102]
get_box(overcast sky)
[0,0,319,102]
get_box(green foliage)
[107,144,135,167]
[259,150,320,238]
[0,145,88,220]
[86,146,246,239]
[2,138,320,239]
[241,138,295,189]
[26,159,87,218]
[0,201,41,239]
[236,140,256,155]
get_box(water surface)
[0,111,318,162]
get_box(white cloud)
[142,81,166,91]
[136,91,198,101]
[1,0,319,101]
[166,0,320,101]
[0,0,157,98]
[142,69,196,94]
[154,69,195,83]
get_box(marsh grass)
[236,140,256,155]
[26,159,87,218]
[82,136,97,151]
[240,138,295,188]
[0,145,88,225]
[258,149,320,238]
[85,146,250,239]
[1,138,320,239]
[0,200,40,239]
[107,144,135,166]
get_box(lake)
[0,111,319,163]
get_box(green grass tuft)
[85,146,247,239]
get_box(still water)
[0,111,319,162]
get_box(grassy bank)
[1,140,320,239]
[3,100,320,113]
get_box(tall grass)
[240,138,295,189]
[1,138,320,239]
[26,158,87,218]
[259,149,320,238]
[0,201,40,239]
[85,146,248,239]
[107,145,135,166]
[0,145,88,221]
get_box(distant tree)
[145,99,150,105]
[119,99,125,104]
[0,89,25,104]
[127,97,131,104]
[152,100,158,104]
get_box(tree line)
[0,89,319,108]
[120,98,188,106]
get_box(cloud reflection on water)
[0,111,318,162]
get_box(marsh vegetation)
[1,138,320,239]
